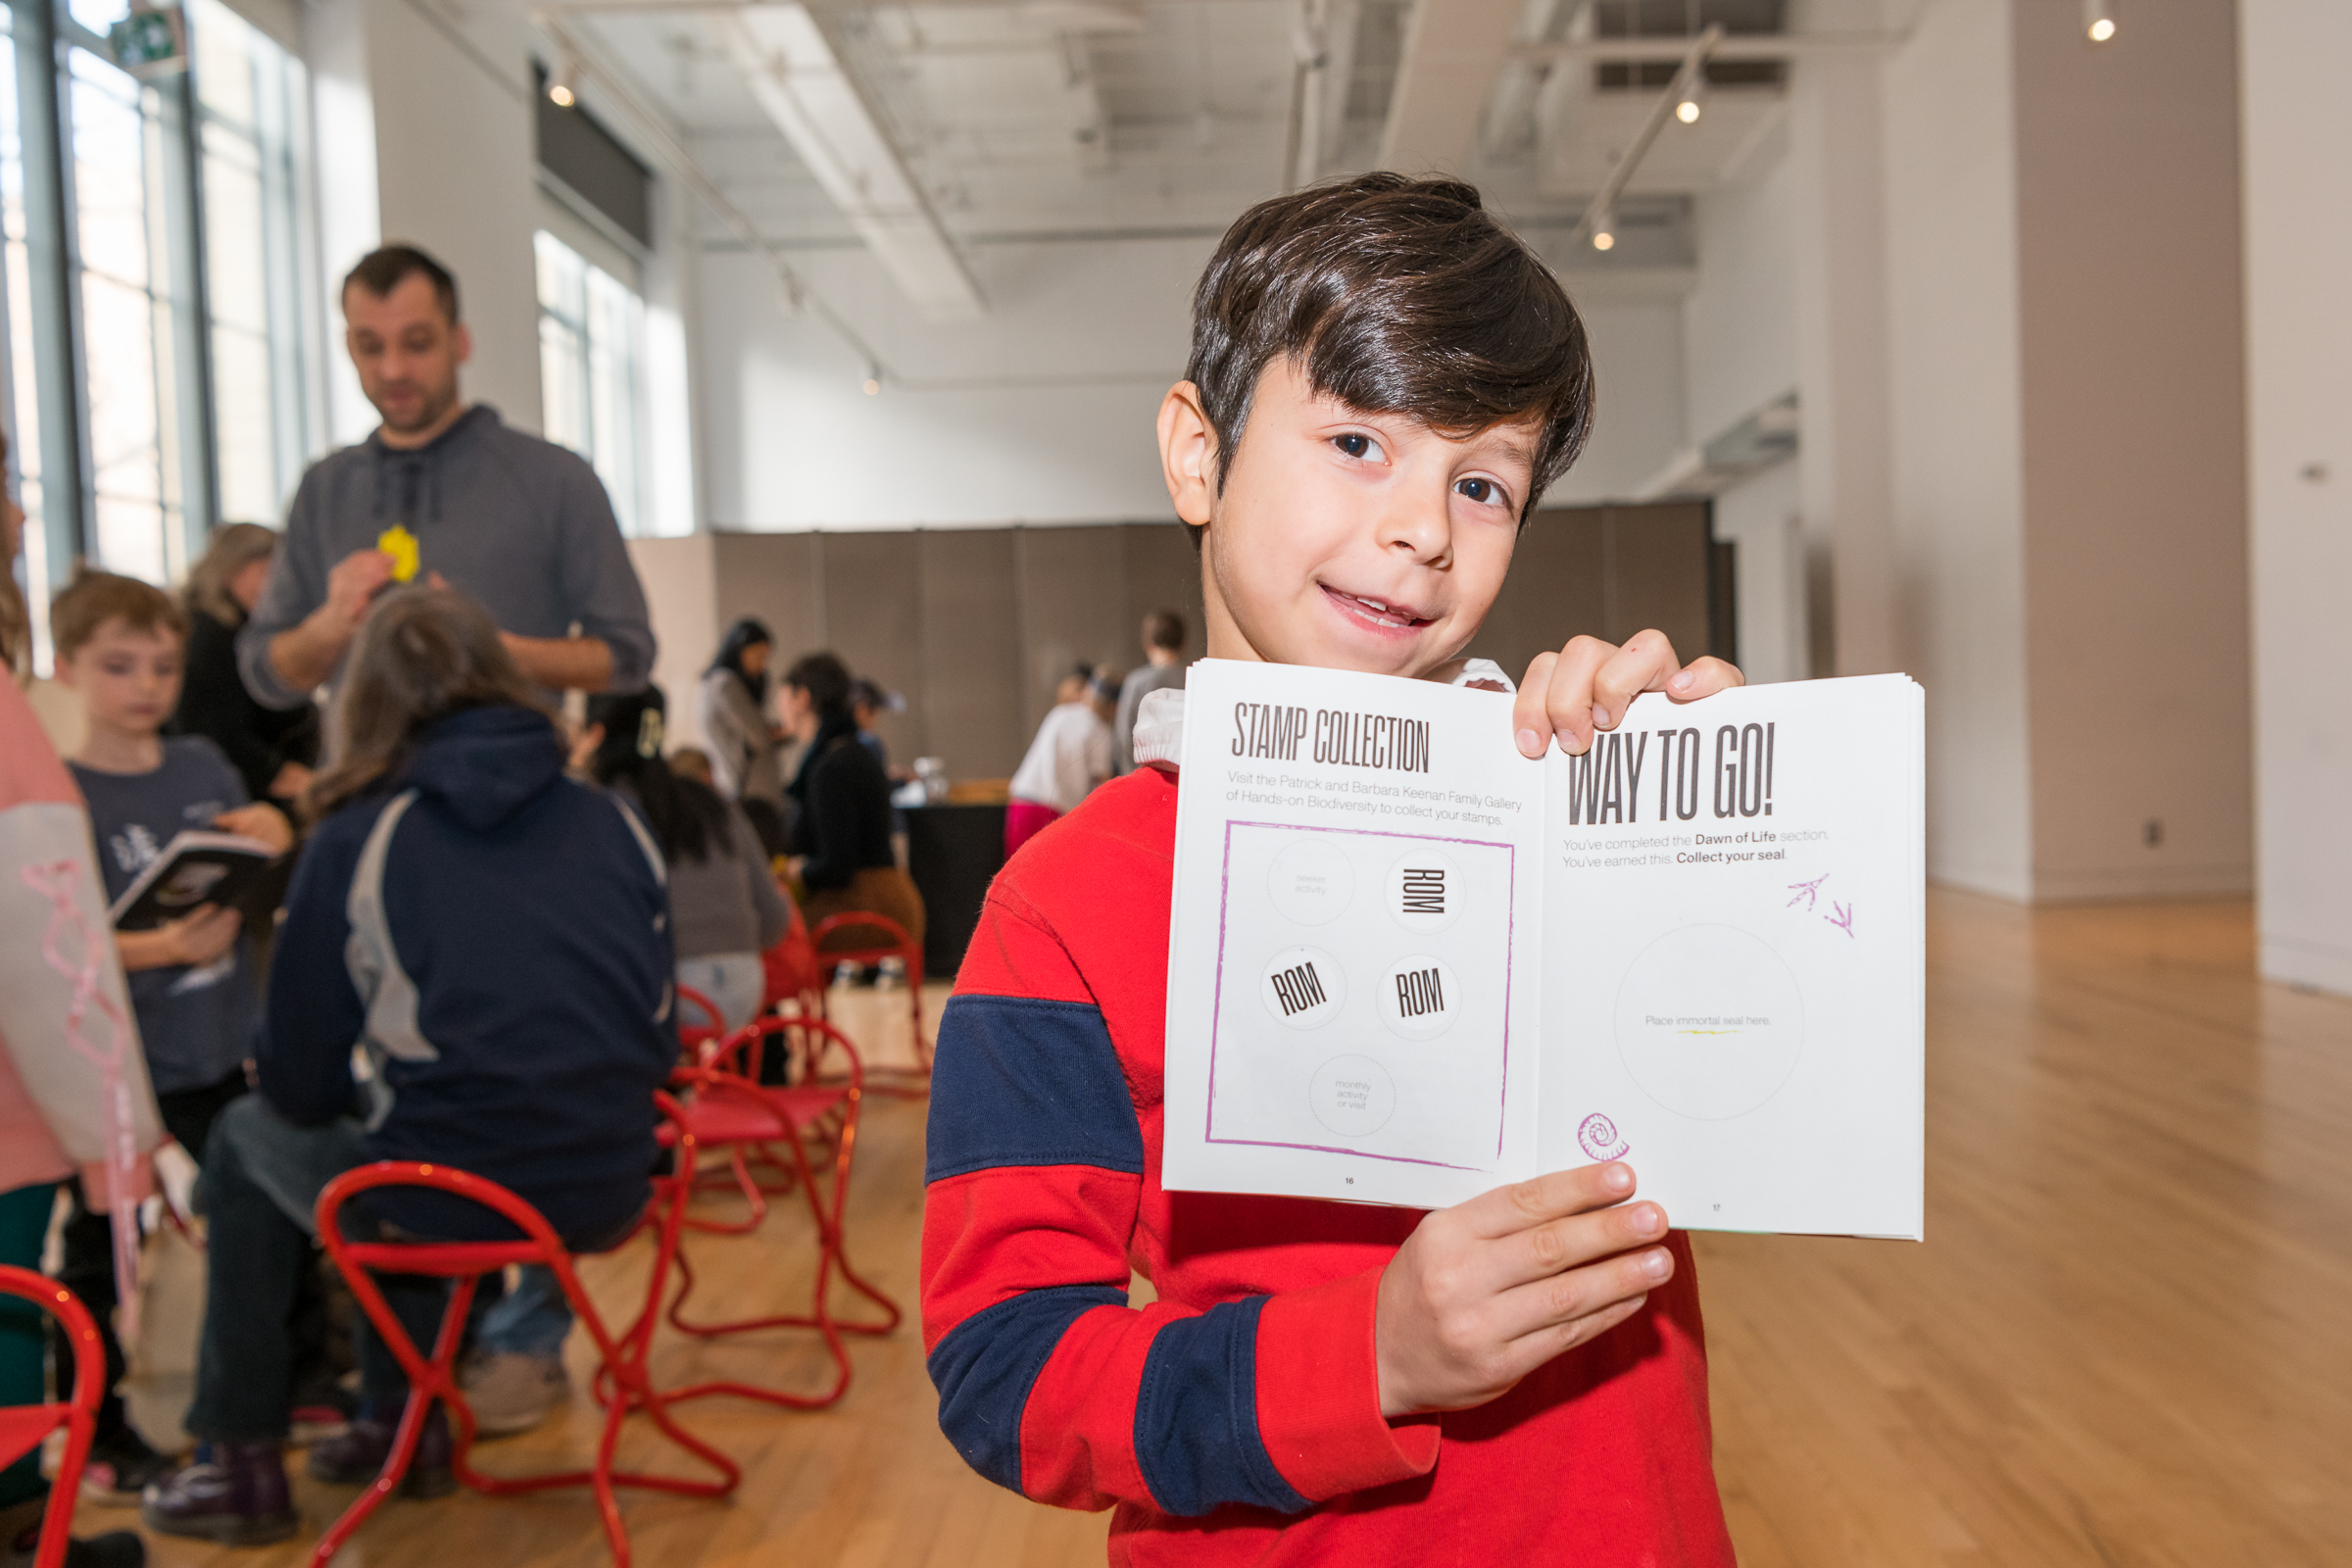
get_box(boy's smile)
[1162,358,1538,680]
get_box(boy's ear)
[1157,381,1218,528]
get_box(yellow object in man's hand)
[376,523,420,583]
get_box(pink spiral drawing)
[22,859,144,1344]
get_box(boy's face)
[1162,359,1535,679]
[60,617,184,735]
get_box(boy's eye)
[1332,432,1379,460]
[1456,477,1507,507]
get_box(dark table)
[905,803,1006,979]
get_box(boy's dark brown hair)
[50,567,189,662]
[344,243,461,324]
[1185,172,1592,525]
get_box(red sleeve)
[921,888,1437,1517]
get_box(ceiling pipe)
[1517,30,1901,62]
[1570,23,1721,253]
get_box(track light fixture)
[861,370,883,396]
[1591,208,1617,253]
[548,53,581,108]
[2083,0,2117,43]
[1674,74,1706,125]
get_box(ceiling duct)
[724,4,986,319]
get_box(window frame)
[0,0,317,667]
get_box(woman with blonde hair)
[170,522,316,808]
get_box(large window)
[191,0,315,527]
[0,0,314,668]
[535,227,646,536]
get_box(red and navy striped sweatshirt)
[921,763,1736,1566]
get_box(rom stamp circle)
[1576,1113,1630,1162]
[1268,837,1354,926]
[1384,849,1462,934]
[1309,1054,1396,1138]
[1613,924,1805,1120]
[1260,945,1346,1029]
[1377,954,1461,1041]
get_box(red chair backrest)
[0,1265,103,1568]
[762,899,827,1012]
[0,1266,101,1468]
[676,984,728,1057]
[809,911,914,966]
[685,1013,865,1097]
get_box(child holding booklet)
[48,571,293,1504]
[921,173,1745,1564]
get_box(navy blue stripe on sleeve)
[928,1284,1129,1494]
[925,995,1146,1183]
[1133,1296,1312,1517]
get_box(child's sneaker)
[459,1351,571,1436]
[77,1428,174,1507]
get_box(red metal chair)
[673,984,728,1060]
[760,901,828,1026]
[0,1267,103,1568]
[810,911,933,1091]
[657,1015,900,1409]
[308,1127,738,1568]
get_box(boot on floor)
[139,1441,298,1546]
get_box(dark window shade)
[533,62,653,249]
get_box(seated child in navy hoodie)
[144,588,679,1547]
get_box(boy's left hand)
[216,802,294,857]
[1513,630,1742,759]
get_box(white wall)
[1546,297,1688,506]
[1711,460,1805,685]
[2241,0,2352,993]
[305,0,545,442]
[1683,124,1797,448]
[1880,0,2034,900]
[2011,0,2250,901]
[699,237,1205,529]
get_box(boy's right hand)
[1374,1162,1672,1418]
[121,906,242,972]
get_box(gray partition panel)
[712,533,820,658]
[819,532,926,763]
[1469,507,1606,681]
[1603,502,1713,655]
[1122,520,1207,663]
[1015,524,1136,735]
[919,530,1025,779]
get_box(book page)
[1537,674,1925,1240]
[1162,661,1544,1208]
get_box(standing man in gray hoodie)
[236,245,656,710]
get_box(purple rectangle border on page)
[1204,819,1518,1171]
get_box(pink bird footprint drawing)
[1788,873,1830,911]
[1826,901,1855,938]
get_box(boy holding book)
[49,571,292,1501]
[922,173,1744,1564]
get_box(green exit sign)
[108,6,187,78]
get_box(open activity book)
[1161,660,1925,1241]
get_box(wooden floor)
[81,891,2352,1565]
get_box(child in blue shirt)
[51,570,293,1504]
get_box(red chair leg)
[313,1153,738,1567]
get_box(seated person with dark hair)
[780,651,925,958]
[144,589,679,1547]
